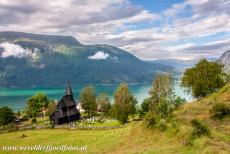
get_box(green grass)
[1,121,229,154]
[0,122,178,154]
[78,119,120,127]
[0,127,126,154]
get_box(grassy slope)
[173,84,230,154]
[0,123,197,154]
[0,85,230,154]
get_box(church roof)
[65,81,73,96]
[62,95,76,107]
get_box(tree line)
[0,59,229,127]
[0,83,137,125]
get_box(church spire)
[65,81,73,96]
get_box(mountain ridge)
[0,31,172,88]
[217,50,230,72]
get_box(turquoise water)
[0,83,192,111]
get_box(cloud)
[188,0,230,18]
[0,0,229,60]
[0,42,31,58]
[88,51,110,60]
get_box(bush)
[31,118,37,124]
[157,98,169,119]
[157,120,167,132]
[141,98,151,115]
[210,103,230,119]
[0,123,18,133]
[191,119,210,139]
[144,111,158,128]
[51,123,55,129]
[20,116,29,122]
[97,118,105,123]
[0,107,14,126]
[119,114,128,124]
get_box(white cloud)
[0,0,229,60]
[88,51,110,60]
[0,42,31,58]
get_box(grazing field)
[0,122,202,154]
[0,119,229,154]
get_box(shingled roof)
[65,81,73,96]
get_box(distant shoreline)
[0,82,152,89]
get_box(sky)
[0,0,229,60]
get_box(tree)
[46,100,57,116]
[169,95,186,109]
[113,83,137,124]
[143,73,173,115]
[0,106,14,126]
[141,98,151,114]
[181,59,226,98]
[141,94,159,115]
[26,93,49,118]
[144,73,186,128]
[149,73,173,98]
[97,93,111,117]
[80,86,97,117]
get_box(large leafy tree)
[181,59,226,98]
[113,83,137,124]
[0,106,14,126]
[80,86,97,117]
[97,93,111,117]
[26,93,49,118]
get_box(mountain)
[0,31,172,88]
[150,57,217,74]
[149,59,197,72]
[218,50,230,73]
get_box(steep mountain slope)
[0,31,172,87]
[218,50,230,73]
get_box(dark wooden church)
[50,82,81,125]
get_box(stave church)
[50,82,81,125]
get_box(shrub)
[210,103,230,119]
[157,98,169,119]
[157,120,167,132]
[119,114,128,124]
[20,116,29,122]
[141,98,151,114]
[0,123,18,133]
[170,95,186,109]
[191,119,210,139]
[144,111,158,128]
[97,118,105,123]
[31,118,37,124]
[0,107,15,126]
[51,123,55,129]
